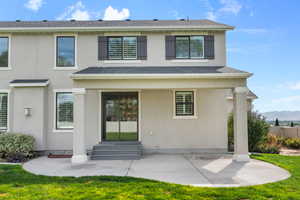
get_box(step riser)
[92,151,141,155]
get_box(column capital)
[234,87,248,94]
[72,88,86,95]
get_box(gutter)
[70,72,252,80]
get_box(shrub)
[283,138,300,149]
[0,133,35,162]
[228,111,270,152]
[255,143,280,154]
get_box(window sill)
[52,129,73,133]
[173,116,198,120]
[54,66,78,70]
[0,67,12,70]
[103,60,143,64]
[169,59,208,63]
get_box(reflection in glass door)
[102,92,138,141]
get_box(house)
[0,19,253,164]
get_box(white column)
[233,87,250,162]
[71,88,88,164]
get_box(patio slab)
[23,154,290,187]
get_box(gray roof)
[0,19,233,30]
[74,66,248,75]
[10,79,49,84]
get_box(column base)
[71,154,88,164]
[233,154,250,162]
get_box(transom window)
[175,36,204,59]
[0,37,9,67]
[108,37,137,60]
[0,93,8,131]
[56,36,75,67]
[56,92,74,130]
[175,91,194,116]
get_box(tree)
[275,118,280,126]
[291,121,294,127]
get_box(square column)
[233,87,250,162]
[71,88,88,164]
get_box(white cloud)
[272,96,300,104]
[25,0,43,11]
[103,6,130,20]
[206,0,242,20]
[57,1,91,20]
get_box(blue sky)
[0,0,299,112]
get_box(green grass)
[0,154,300,200]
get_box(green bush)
[256,143,280,154]
[0,133,35,162]
[228,111,270,152]
[283,138,300,149]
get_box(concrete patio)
[23,154,290,187]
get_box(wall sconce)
[24,108,32,117]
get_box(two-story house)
[0,19,252,164]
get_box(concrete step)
[93,145,142,151]
[90,154,141,160]
[92,150,141,154]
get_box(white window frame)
[0,90,10,132]
[107,36,138,60]
[54,34,78,70]
[0,34,11,70]
[174,35,205,60]
[53,89,74,133]
[173,89,197,119]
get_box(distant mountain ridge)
[262,111,300,121]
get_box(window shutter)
[204,35,214,59]
[0,93,8,130]
[98,36,108,60]
[137,36,147,60]
[165,36,176,60]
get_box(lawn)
[0,154,299,200]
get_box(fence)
[269,126,300,138]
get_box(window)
[0,93,8,131]
[0,37,9,68]
[175,91,194,116]
[56,36,75,67]
[175,36,204,59]
[108,37,137,60]
[56,92,73,130]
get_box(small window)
[56,36,75,67]
[175,36,204,59]
[108,36,137,60]
[0,37,9,68]
[0,93,8,131]
[175,91,194,116]
[56,92,74,130]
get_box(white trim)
[54,34,78,70]
[172,89,198,120]
[169,59,208,63]
[9,81,49,87]
[138,90,142,142]
[0,26,234,33]
[72,88,86,95]
[52,89,74,133]
[71,73,252,80]
[103,60,143,64]
[98,90,102,142]
[0,89,10,132]
[104,32,141,36]
[0,34,12,70]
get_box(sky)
[0,0,299,112]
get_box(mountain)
[262,111,300,121]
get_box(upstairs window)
[56,36,75,67]
[0,93,8,131]
[56,92,73,130]
[175,91,194,116]
[108,37,137,60]
[175,36,204,59]
[0,37,9,68]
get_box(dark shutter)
[165,36,176,60]
[98,36,108,60]
[137,36,147,60]
[204,35,214,59]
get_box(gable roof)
[0,19,234,32]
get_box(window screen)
[175,91,194,116]
[0,93,8,130]
[175,36,204,59]
[56,92,74,129]
[0,37,9,67]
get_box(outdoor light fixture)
[24,108,32,117]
